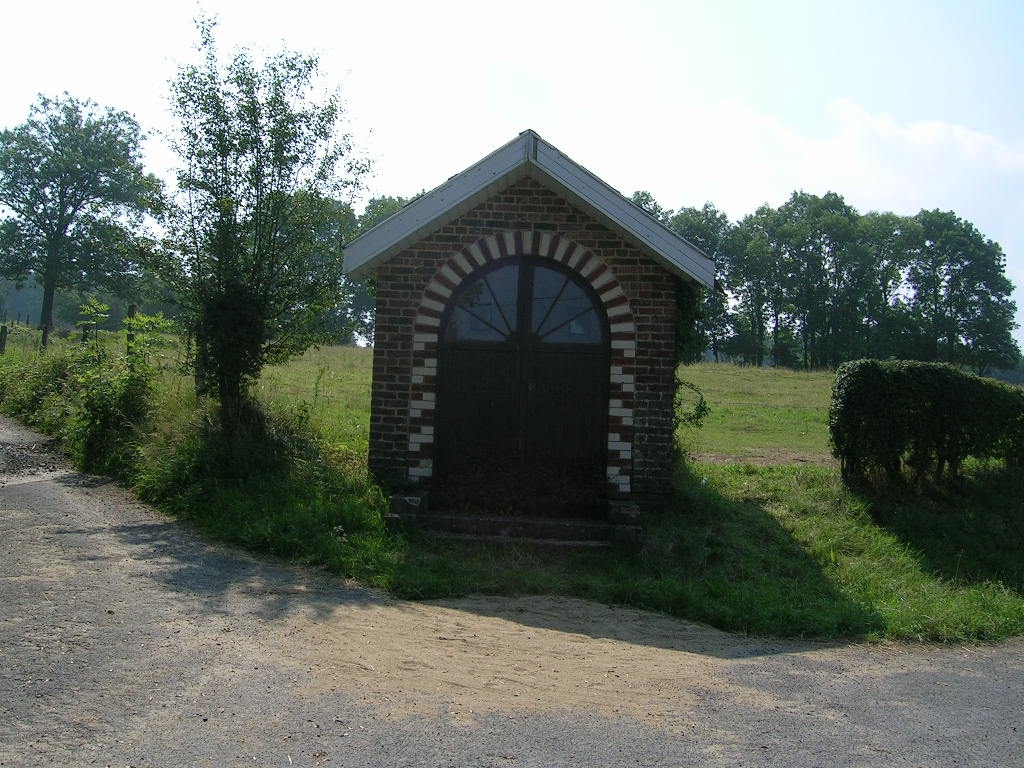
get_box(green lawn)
[2,336,1022,642]
[255,345,373,460]
[678,363,835,461]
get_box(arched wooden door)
[434,257,609,517]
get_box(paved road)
[1,415,1022,767]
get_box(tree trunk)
[771,309,780,367]
[801,314,810,369]
[38,276,57,347]
[218,372,244,439]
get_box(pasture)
[1,335,1022,642]
[247,349,1024,642]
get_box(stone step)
[422,531,614,549]
[386,495,642,547]
[387,511,613,541]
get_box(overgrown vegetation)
[163,20,368,433]
[133,401,390,575]
[0,326,390,578]
[2,337,1021,643]
[3,306,159,474]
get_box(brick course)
[369,178,677,509]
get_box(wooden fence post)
[0,325,8,355]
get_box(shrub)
[829,359,1024,484]
[0,310,170,479]
[64,344,153,476]
[0,348,78,433]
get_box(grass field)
[1,335,1022,642]
[678,364,834,461]
[255,345,373,468]
[219,351,1024,641]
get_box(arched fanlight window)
[444,259,605,345]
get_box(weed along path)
[1,415,1022,767]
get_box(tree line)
[0,78,391,346]
[631,191,1020,375]
[0,18,1020,435]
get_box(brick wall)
[369,177,678,508]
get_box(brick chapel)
[343,130,714,524]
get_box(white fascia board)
[344,135,533,279]
[531,139,716,288]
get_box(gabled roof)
[343,130,715,287]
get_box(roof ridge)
[343,131,714,287]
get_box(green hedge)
[829,359,1024,483]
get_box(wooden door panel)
[436,346,520,471]
[525,348,607,471]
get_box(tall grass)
[253,345,372,469]
[1,336,1021,642]
[133,345,390,580]
[678,363,834,460]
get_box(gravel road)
[1,414,1021,767]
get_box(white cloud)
[596,98,1024,344]
[814,100,1024,217]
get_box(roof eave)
[526,141,715,287]
[344,130,715,288]
[344,133,534,280]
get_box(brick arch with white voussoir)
[405,230,638,499]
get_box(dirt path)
[1,415,1021,767]
[690,448,835,466]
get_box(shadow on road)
[27,470,842,661]
[36,474,388,623]
[0,411,879,659]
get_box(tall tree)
[665,203,734,362]
[167,21,368,430]
[629,190,672,222]
[813,193,866,366]
[909,209,1019,372]
[0,94,163,342]
[736,205,793,366]
[772,191,861,368]
[726,217,772,366]
[854,211,921,359]
[630,191,724,362]
[341,195,413,344]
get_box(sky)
[4,0,1024,346]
